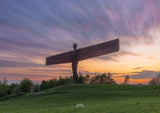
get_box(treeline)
[0,78,33,97]
[0,73,116,97]
[41,72,116,90]
[149,74,160,85]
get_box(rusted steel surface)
[46,51,72,65]
[77,39,119,61]
[46,39,119,65]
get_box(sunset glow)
[0,0,160,84]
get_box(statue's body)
[46,39,119,84]
[72,44,78,83]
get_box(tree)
[106,72,116,84]
[77,73,85,84]
[99,73,107,83]
[123,75,130,84]
[32,83,40,92]
[9,83,21,94]
[2,77,8,85]
[48,79,57,88]
[85,74,90,84]
[149,78,156,85]
[40,80,48,90]
[57,76,65,86]
[89,73,116,84]
[20,78,33,93]
[149,73,160,85]
[0,84,9,97]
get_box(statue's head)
[73,43,77,49]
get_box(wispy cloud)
[0,0,160,82]
[121,70,160,79]
[133,67,142,70]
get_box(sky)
[0,0,160,84]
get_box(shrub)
[9,83,21,94]
[123,75,130,84]
[40,80,48,90]
[57,76,73,86]
[77,73,85,84]
[89,73,116,84]
[149,73,160,85]
[13,84,21,93]
[20,78,33,93]
[57,76,65,86]
[85,74,90,83]
[48,79,57,88]
[0,84,9,97]
[32,83,40,92]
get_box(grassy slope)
[0,84,160,113]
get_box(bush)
[39,73,116,91]
[9,83,21,94]
[20,78,33,93]
[13,84,21,94]
[77,73,85,84]
[85,74,90,83]
[90,73,116,84]
[149,73,160,85]
[32,83,40,92]
[57,76,72,86]
[40,80,48,90]
[0,84,9,97]
[48,79,57,88]
[57,77,65,86]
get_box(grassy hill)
[0,84,160,113]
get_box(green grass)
[0,84,160,113]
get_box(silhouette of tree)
[40,80,48,90]
[20,78,33,93]
[32,83,40,92]
[85,74,90,83]
[123,75,130,84]
[89,73,116,84]
[77,73,85,84]
[2,77,8,85]
[149,73,160,85]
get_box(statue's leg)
[72,62,78,84]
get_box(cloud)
[0,0,160,81]
[0,60,42,67]
[119,51,141,57]
[1,0,160,52]
[94,50,141,62]
[0,73,52,80]
[121,70,160,79]
[133,67,142,70]
[146,56,155,60]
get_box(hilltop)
[0,84,160,113]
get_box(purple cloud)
[0,0,160,80]
[121,70,160,79]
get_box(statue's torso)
[72,50,78,65]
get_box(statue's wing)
[77,39,119,61]
[46,51,72,65]
[46,39,119,65]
